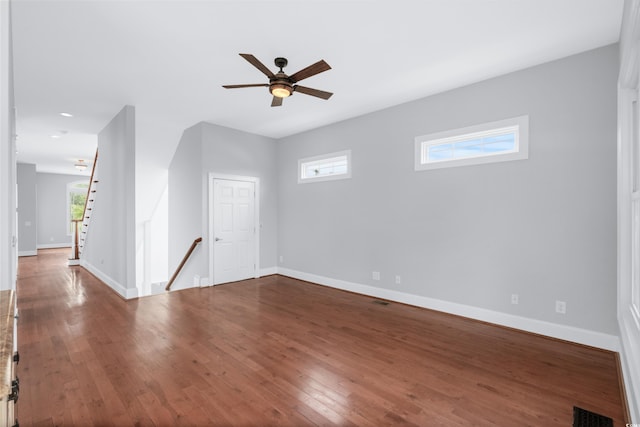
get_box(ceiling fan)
[222,53,333,107]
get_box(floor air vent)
[372,300,389,306]
[572,406,613,427]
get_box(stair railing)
[165,237,202,291]
[81,150,98,222]
[78,150,99,255]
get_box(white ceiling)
[11,0,624,176]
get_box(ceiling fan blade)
[271,96,283,107]
[289,60,331,83]
[222,83,269,89]
[293,85,333,100]
[239,53,275,78]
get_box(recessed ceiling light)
[50,135,61,139]
[59,112,73,117]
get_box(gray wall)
[200,123,279,273]
[168,122,278,290]
[277,44,618,335]
[36,172,87,248]
[82,105,137,297]
[17,163,37,255]
[168,124,203,289]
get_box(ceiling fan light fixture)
[270,84,292,98]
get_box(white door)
[212,179,256,284]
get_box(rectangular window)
[298,150,351,183]
[415,115,529,171]
[67,181,88,235]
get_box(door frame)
[208,173,260,286]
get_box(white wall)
[200,123,278,276]
[277,45,618,347]
[0,0,17,291]
[135,131,170,293]
[17,163,37,255]
[148,183,169,285]
[35,172,87,249]
[82,105,137,299]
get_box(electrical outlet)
[279,255,283,263]
[372,271,380,281]
[395,275,401,285]
[555,300,566,314]
[511,294,519,305]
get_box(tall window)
[415,115,529,171]
[67,181,88,234]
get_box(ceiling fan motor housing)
[270,71,293,98]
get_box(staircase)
[79,150,99,256]
[69,150,98,264]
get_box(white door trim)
[618,3,640,421]
[208,173,260,286]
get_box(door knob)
[215,237,222,241]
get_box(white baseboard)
[260,266,277,277]
[80,259,138,300]
[172,268,275,290]
[166,279,199,292]
[137,281,168,297]
[37,243,72,249]
[152,282,167,293]
[618,310,640,422]
[18,250,37,257]
[173,268,277,290]
[278,267,621,352]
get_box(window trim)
[298,150,352,184]
[414,115,529,171]
[66,181,88,236]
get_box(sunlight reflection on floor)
[65,267,87,308]
[298,363,351,424]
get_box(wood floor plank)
[15,249,627,426]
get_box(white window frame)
[298,150,352,184]
[66,181,88,235]
[414,115,529,171]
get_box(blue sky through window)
[426,130,516,163]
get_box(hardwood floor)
[16,249,626,426]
